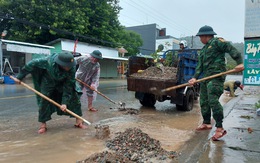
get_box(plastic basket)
[4,76,15,84]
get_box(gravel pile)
[78,128,177,163]
[131,66,177,80]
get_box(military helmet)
[90,50,103,59]
[54,52,76,68]
[196,25,217,36]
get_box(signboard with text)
[243,39,260,85]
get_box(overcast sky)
[118,0,245,43]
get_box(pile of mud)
[109,107,139,115]
[131,66,177,80]
[78,128,177,163]
[118,107,139,115]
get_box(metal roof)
[1,39,54,49]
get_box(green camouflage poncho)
[17,53,82,122]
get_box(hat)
[90,50,103,59]
[196,25,217,36]
[54,52,76,68]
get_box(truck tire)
[176,89,194,111]
[139,93,156,107]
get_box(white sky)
[118,0,245,43]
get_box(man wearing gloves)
[75,50,103,112]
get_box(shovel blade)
[118,101,126,109]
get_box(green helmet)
[54,52,76,68]
[196,25,217,36]
[90,50,103,59]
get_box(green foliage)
[150,45,162,62]
[0,0,142,53]
[255,100,260,109]
[157,44,164,51]
[117,30,143,56]
[164,51,174,66]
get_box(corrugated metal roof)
[1,39,54,49]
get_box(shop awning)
[2,39,54,55]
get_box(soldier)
[188,25,244,141]
[15,52,86,134]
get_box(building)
[126,23,180,56]
[46,38,128,78]
[0,39,54,76]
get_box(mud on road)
[0,79,202,163]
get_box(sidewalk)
[198,85,260,163]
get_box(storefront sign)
[243,39,260,85]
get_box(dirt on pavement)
[79,127,177,163]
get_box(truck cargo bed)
[127,77,177,96]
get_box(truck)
[126,49,200,111]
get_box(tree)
[0,0,142,54]
[117,30,143,56]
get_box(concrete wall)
[127,24,157,55]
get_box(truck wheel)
[176,89,194,111]
[139,93,156,107]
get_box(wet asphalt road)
[0,77,202,162]
[1,75,257,163]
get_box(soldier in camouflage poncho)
[188,25,244,141]
[16,52,86,134]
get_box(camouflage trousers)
[199,77,225,128]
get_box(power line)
[120,0,193,36]
[136,0,194,34]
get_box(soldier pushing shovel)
[12,52,90,134]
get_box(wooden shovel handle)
[162,69,237,93]
[10,76,91,125]
[76,78,117,105]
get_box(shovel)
[76,78,126,109]
[10,76,91,125]
[150,69,237,94]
